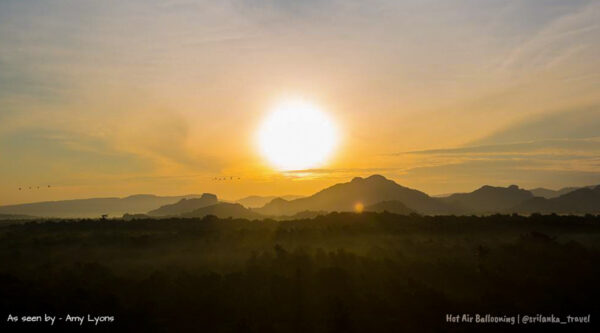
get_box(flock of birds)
[17,178,239,191]
[213,176,241,181]
[19,185,52,191]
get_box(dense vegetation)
[1,213,600,332]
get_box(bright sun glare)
[258,99,338,171]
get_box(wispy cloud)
[405,138,600,156]
[280,167,400,181]
[474,106,600,145]
[499,1,599,72]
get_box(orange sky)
[1,0,599,205]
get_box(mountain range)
[148,193,218,216]
[181,202,263,220]
[254,175,455,216]
[1,175,598,219]
[0,194,204,218]
[440,185,534,214]
[528,186,595,199]
[235,195,303,208]
[514,186,600,214]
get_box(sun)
[258,99,338,171]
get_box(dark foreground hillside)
[1,213,600,332]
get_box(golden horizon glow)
[257,99,338,171]
[354,202,364,213]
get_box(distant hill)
[441,185,534,214]
[181,203,263,219]
[529,186,593,199]
[0,194,203,218]
[514,186,600,214]
[0,214,38,226]
[236,195,303,208]
[122,213,151,221]
[364,201,413,215]
[148,193,219,216]
[0,213,37,220]
[254,175,456,216]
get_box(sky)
[1,0,599,205]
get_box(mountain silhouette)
[236,195,303,208]
[148,193,218,216]
[0,194,204,218]
[441,185,534,214]
[3,177,598,218]
[529,186,592,199]
[514,185,600,214]
[364,200,414,215]
[254,175,456,216]
[0,213,36,222]
[181,203,263,219]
